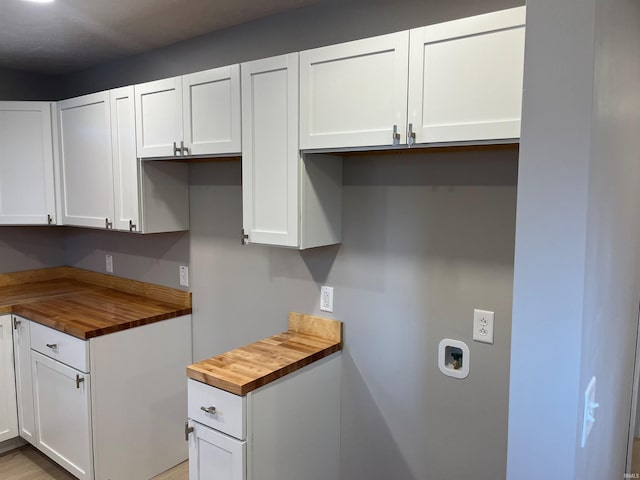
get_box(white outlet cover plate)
[179,266,189,287]
[105,255,113,273]
[320,286,334,313]
[473,309,494,344]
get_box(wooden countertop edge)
[10,305,193,340]
[186,341,342,396]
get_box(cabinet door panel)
[58,92,115,228]
[0,315,18,443]
[408,7,525,144]
[110,86,140,232]
[135,77,183,158]
[0,102,55,225]
[32,351,92,480]
[184,65,241,155]
[189,420,245,480]
[241,54,299,247]
[12,316,35,444]
[300,32,409,150]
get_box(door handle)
[76,374,85,389]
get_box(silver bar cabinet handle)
[76,374,85,389]
[200,406,216,414]
[181,140,189,156]
[173,141,181,156]
[408,123,416,147]
[392,125,401,147]
[46,343,57,349]
[185,422,194,441]
[105,218,113,229]
[129,219,137,232]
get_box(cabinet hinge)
[185,421,194,441]
[241,228,249,245]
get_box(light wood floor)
[0,445,188,480]
[632,438,640,476]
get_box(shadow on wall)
[0,226,66,272]
[341,350,415,480]
[64,227,189,287]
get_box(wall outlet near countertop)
[320,286,334,313]
[179,265,189,287]
[105,254,113,273]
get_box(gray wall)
[64,227,189,289]
[58,0,523,98]
[64,148,518,480]
[507,0,640,478]
[0,227,66,273]
[0,67,62,101]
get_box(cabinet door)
[58,92,115,229]
[183,65,242,156]
[299,31,409,150]
[0,315,18,443]
[110,86,140,232]
[12,316,35,445]
[241,53,300,247]
[0,102,56,225]
[188,420,245,480]
[135,77,183,158]
[32,351,93,480]
[408,7,526,144]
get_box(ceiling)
[0,0,321,75]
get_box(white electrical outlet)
[105,255,113,273]
[179,265,189,287]
[473,309,494,344]
[320,286,334,313]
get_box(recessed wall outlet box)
[581,376,599,448]
[320,286,334,313]
[473,309,495,344]
[438,339,470,379]
[179,265,189,287]
[105,255,113,273]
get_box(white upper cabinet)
[242,54,300,248]
[110,87,140,232]
[135,77,183,158]
[408,6,526,144]
[241,54,342,250]
[0,102,56,225]
[135,66,241,158]
[300,6,525,150]
[299,32,409,150]
[183,65,241,156]
[58,92,115,229]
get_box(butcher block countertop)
[0,266,192,339]
[187,312,342,396]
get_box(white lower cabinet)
[188,420,246,480]
[32,350,92,480]
[0,315,18,443]
[187,353,341,480]
[9,314,191,480]
[12,315,35,444]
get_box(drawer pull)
[200,406,216,415]
[46,343,57,350]
[76,374,85,389]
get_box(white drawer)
[30,322,90,373]
[188,379,246,440]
